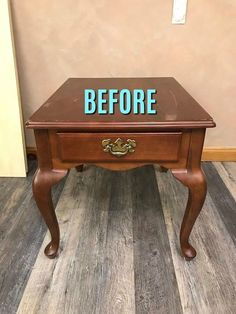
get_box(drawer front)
[56,132,182,162]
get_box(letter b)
[84,89,96,114]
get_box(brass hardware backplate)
[102,138,136,157]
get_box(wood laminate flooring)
[0,160,235,314]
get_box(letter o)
[119,89,131,115]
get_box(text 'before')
[84,89,157,115]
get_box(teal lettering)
[97,89,107,114]
[119,89,131,115]
[108,89,118,114]
[147,89,157,114]
[84,89,96,114]
[133,89,145,114]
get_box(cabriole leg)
[171,129,207,260]
[33,168,68,258]
[171,168,207,259]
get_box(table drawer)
[56,132,182,163]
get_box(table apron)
[48,130,192,170]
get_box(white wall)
[0,0,27,177]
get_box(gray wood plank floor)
[131,166,182,314]
[0,160,235,314]
[0,159,66,314]
[155,164,236,314]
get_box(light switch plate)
[172,0,188,24]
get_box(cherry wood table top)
[27,77,215,131]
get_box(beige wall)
[11,0,236,147]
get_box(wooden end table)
[27,78,215,260]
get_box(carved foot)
[75,165,83,172]
[33,168,68,258]
[171,168,207,260]
[160,166,168,173]
[45,241,59,259]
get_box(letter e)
[147,89,157,114]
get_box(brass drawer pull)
[102,138,136,157]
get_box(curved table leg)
[33,168,68,258]
[171,168,207,260]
